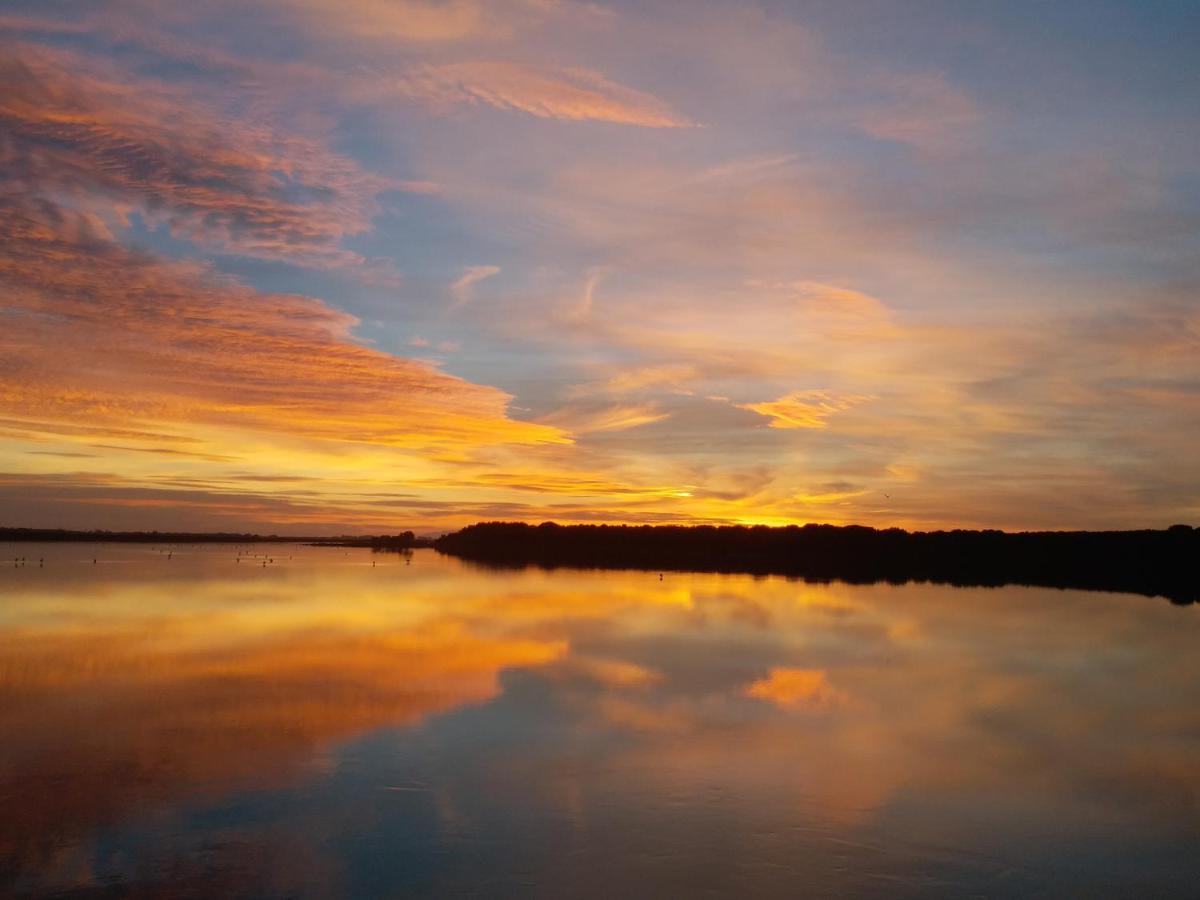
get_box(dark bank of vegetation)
[310,532,434,550]
[435,522,1199,605]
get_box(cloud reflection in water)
[2,544,1198,897]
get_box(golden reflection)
[0,553,568,879]
[3,544,1200,893]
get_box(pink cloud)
[393,60,693,127]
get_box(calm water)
[2,543,1198,898]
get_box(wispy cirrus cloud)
[450,264,501,306]
[739,391,872,430]
[0,192,566,451]
[276,0,493,42]
[850,71,980,153]
[0,42,394,270]
[391,61,693,127]
[539,403,671,434]
[591,364,703,396]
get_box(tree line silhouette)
[434,522,1198,605]
[311,532,432,549]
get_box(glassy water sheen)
[2,543,1198,898]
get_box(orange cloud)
[739,391,871,429]
[562,656,663,689]
[467,469,684,498]
[0,192,567,452]
[744,667,849,711]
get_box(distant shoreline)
[0,527,430,548]
[436,522,1199,606]
[0,528,309,544]
[4,522,1195,605]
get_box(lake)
[2,542,1198,898]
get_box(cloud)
[392,61,693,127]
[450,264,501,306]
[595,364,702,396]
[852,72,980,152]
[559,656,663,689]
[739,391,872,430]
[468,470,683,498]
[0,42,393,268]
[0,192,567,452]
[263,0,614,46]
[744,668,849,711]
[539,403,671,434]
[275,0,492,42]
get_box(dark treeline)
[436,522,1199,605]
[311,532,433,550]
[0,527,290,543]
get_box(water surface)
[2,543,1198,897]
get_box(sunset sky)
[2,0,1197,533]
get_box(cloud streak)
[739,391,872,430]
[392,61,693,127]
[0,192,566,452]
[0,42,392,269]
[450,264,501,306]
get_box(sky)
[1,0,1198,534]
